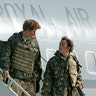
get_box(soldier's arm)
[34,50,42,82]
[0,40,11,81]
[76,66,84,89]
[0,42,11,70]
[71,54,84,88]
[0,33,17,79]
[41,60,52,96]
[34,50,42,93]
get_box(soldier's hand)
[2,70,10,82]
[76,83,84,89]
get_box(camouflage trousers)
[11,79,36,96]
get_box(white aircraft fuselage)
[0,0,96,96]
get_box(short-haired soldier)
[0,19,42,96]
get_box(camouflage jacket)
[41,51,83,96]
[0,41,7,58]
[0,32,42,82]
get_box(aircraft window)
[46,49,56,61]
[85,51,96,75]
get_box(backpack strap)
[70,54,82,68]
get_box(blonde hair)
[23,19,41,31]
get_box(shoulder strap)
[70,54,82,68]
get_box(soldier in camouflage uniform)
[0,19,42,96]
[41,36,84,96]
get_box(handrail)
[0,68,31,96]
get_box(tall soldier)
[0,19,42,96]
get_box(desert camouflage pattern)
[12,79,36,96]
[12,42,38,74]
[68,55,78,87]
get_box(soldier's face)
[23,29,37,38]
[59,40,70,54]
[59,40,68,49]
